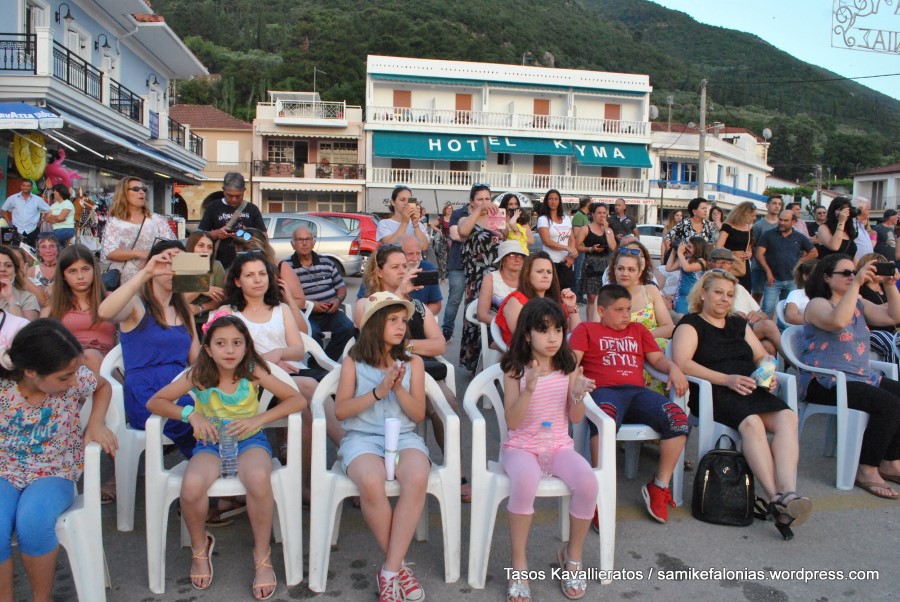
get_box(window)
[274,218,315,238]
[267,139,294,163]
[217,140,239,165]
[660,161,674,181]
[319,141,358,164]
[497,153,511,166]
[601,167,618,179]
[683,163,698,183]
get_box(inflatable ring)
[13,132,47,181]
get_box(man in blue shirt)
[441,200,472,342]
[2,180,49,248]
[755,210,818,316]
[357,235,443,316]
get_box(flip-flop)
[878,471,900,485]
[855,479,899,500]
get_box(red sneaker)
[377,569,403,602]
[398,562,425,601]
[591,506,599,533]
[642,480,675,523]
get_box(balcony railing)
[52,41,101,102]
[656,180,768,203]
[371,167,646,195]
[109,78,143,124]
[276,99,346,119]
[189,131,204,157]
[366,106,648,137]
[168,117,186,147]
[0,32,36,73]
[252,160,365,180]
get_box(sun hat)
[494,240,529,264]
[359,291,415,329]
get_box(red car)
[307,212,380,270]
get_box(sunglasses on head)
[236,249,266,259]
[234,229,252,241]
[128,186,148,193]
[618,248,642,257]
[827,269,856,277]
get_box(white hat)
[494,240,529,264]
[360,291,415,329]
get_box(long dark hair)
[139,239,194,334]
[0,318,82,382]
[47,244,105,324]
[501,297,576,379]
[537,189,563,221]
[824,197,857,240]
[519,251,561,302]
[805,253,853,300]
[192,315,269,389]
[224,253,283,311]
[349,304,411,368]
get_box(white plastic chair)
[463,364,617,589]
[299,331,340,372]
[781,326,897,490]
[490,317,508,353]
[339,336,456,397]
[144,362,304,594]
[464,299,499,375]
[307,370,461,592]
[99,345,174,533]
[571,351,686,506]
[775,299,787,328]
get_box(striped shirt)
[287,251,345,302]
[503,370,573,454]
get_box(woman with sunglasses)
[376,185,430,251]
[798,253,900,499]
[101,177,175,285]
[672,270,811,538]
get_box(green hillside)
[152,0,900,180]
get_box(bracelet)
[372,388,383,401]
[181,405,195,423]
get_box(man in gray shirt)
[755,210,817,316]
[750,195,782,301]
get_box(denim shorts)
[193,430,272,457]
[339,431,429,472]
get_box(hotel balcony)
[370,167,647,197]
[252,160,365,180]
[655,179,768,209]
[366,105,648,139]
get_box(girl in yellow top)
[148,315,305,600]
[499,193,534,253]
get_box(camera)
[848,206,860,218]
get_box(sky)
[650,0,900,100]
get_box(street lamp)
[55,3,74,23]
[94,33,111,51]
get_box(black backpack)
[691,435,755,527]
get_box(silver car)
[261,213,363,276]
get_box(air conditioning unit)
[725,166,738,176]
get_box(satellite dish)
[762,128,772,140]
[649,105,659,120]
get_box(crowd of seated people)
[6,182,900,602]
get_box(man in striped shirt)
[287,226,355,360]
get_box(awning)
[373,132,486,161]
[572,141,652,168]
[0,103,63,130]
[259,181,361,193]
[256,128,359,139]
[485,136,573,156]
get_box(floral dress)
[432,216,451,280]
[460,224,502,372]
[630,286,669,395]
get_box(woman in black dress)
[672,269,811,538]
[716,201,756,291]
[575,202,617,322]
[815,196,857,259]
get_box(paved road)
[13,276,900,601]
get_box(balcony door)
[393,90,411,121]
[294,141,308,170]
[455,93,472,124]
[533,155,551,189]
[533,98,550,129]
[25,1,48,32]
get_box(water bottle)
[752,355,777,389]
[537,421,554,478]
[217,418,239,479]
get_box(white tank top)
[490,269,517,308]
[233,304,301,371]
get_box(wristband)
[181,405,195,422]
[372,388,383,401]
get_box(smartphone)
[412,270,440,286]
[487,207,507,231]
[873,261,896,277]
[172,252,211,293]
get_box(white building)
[852,164,900,212]
[364,55,654,214]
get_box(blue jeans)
[53,228,75,246]
[574,252,586,299]
[750,262,767,296]
[441,269,466,337]
[586,385,689,439]
[761,280,794,316]
[0,476,74,561]
[309,310,357,361]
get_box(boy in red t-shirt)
[570,284,689,524]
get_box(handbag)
[730,234,751,278]
[691,435,755,527]
[102,216,145,291]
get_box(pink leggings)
[502,446,598,519]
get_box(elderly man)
[356,235,443,315]
[853,198,874,260]
[287,226,355,360]
[755,210,817,316]
[197,172,266,269]
[708,248,783,357]
[2,179,49,248]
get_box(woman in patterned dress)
[431,202,453,281]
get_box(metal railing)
[168,117,186,146]
[275,99,346,120]
[252,160,365,179]
[109,78,143,124]
[370,167,646,195]
[655,180,768,203]
[52,41,101,102]
[366,105,648,136]
[189,131,204,157]
[0,32,36,73]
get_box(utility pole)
[697,79,707,199]
[666,95,674,133]
[815,164,823,207]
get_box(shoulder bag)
[730,232,750,278]
[102,216,145,291]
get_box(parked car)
[637,224,664,258]
[307,212,380,270]
[261,213,364,276]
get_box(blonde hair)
[856,253,887,270]
[726,201,757,226]
[108,177,151,220]
[687,269,739,314]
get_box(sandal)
[752,495,770,521]
[252,548,277,600]
[190,532,215,590]
[461,477,472,504]
[877,471,900,486]
[769,492,812,540]
[556,545,587,600]
[100,480,116,505]
[855,478,899,499]
[506,578,531,602]
[206,497,247,528]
